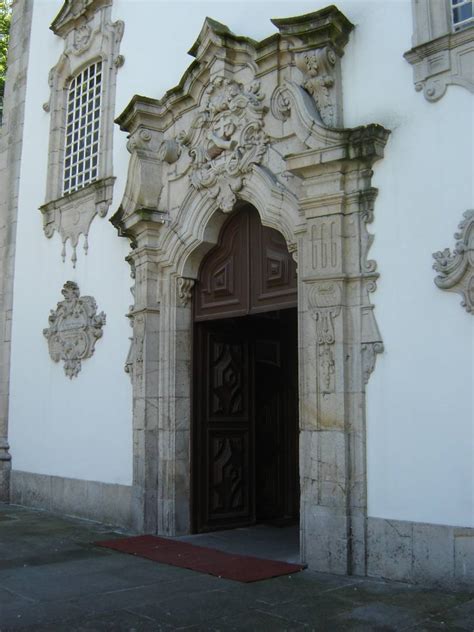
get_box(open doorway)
[192,205,299,539]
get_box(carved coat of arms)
[183,76,268,212]
[43,281,106,378]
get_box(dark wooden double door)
[193,207,299,533]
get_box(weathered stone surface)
[368,516,474,590]
[10,470,133,529]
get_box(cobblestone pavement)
[0,504,473,631]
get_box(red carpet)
[96,535,305,582]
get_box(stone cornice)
[115,6,354,135]
[50,0,112,37]
[404,27,474,63]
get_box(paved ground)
[0,504,473,631]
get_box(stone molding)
[367,516,474,590]
[10,470,133,530]
[0,0,34,501]
[433,210,474,313]
[111,6,390,577]
[41,177,115,267]
[43,281,106,378]
[42,1,123,265]
[404,0,474,101]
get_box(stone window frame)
[404,0,474,101]
[40,0,124,266]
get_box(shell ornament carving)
[43,281,106,378]
[185,77,268,212]
[433,210,474,313]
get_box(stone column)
[0,0,33,499]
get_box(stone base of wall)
[10,470,134,530]
[367,516,474,590]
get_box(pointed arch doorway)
[193,205,300,533]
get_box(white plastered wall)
[8,0,474,525]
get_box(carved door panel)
[194,206,296,321]
[194,321,254,532]
[194,310,299,532]
[194,211,250,321]
[250,209,298,313]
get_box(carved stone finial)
[433,210,474,313]
[43,281,106,378]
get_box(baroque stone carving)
[433,210,474,313]
[296,47,338,127]
[186,77,268,212]
[177,277,195,307]
[309,282,342,393]
[43,281,106,378]
[111,7,389,575]
[42,2,123,265]
[41,177,114,267]
[51,0,112,37]
[72,19,92,54]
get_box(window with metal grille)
[452,0,473,31]
[63,61,102,196]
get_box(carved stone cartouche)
[43,281,106,378]
[186,77,268,212]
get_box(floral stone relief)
[43,281,106,378]
[433,210,474,313]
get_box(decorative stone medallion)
[43,281,106,378]
[433,210,474,313]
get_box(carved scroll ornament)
[296,46,338,127]
[433,210,474,313]
[309,282,342,392]
[181,77,268,212]
[43,281,106,378]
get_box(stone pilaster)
[0,0,34,500]
[288,128,388,575]
[126,237,162,533]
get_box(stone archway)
[112,6,389,576]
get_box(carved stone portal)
[111,6,390,578]
[43,281,106,378]
[433,210,474,313]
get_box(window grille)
[63,61,102,196]
[452,0,474,31]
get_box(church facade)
[0,0,473,589]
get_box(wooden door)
[194,206,297,321]
[194,319,254,531]
[193,205,299,533]
[194,312,299,532]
